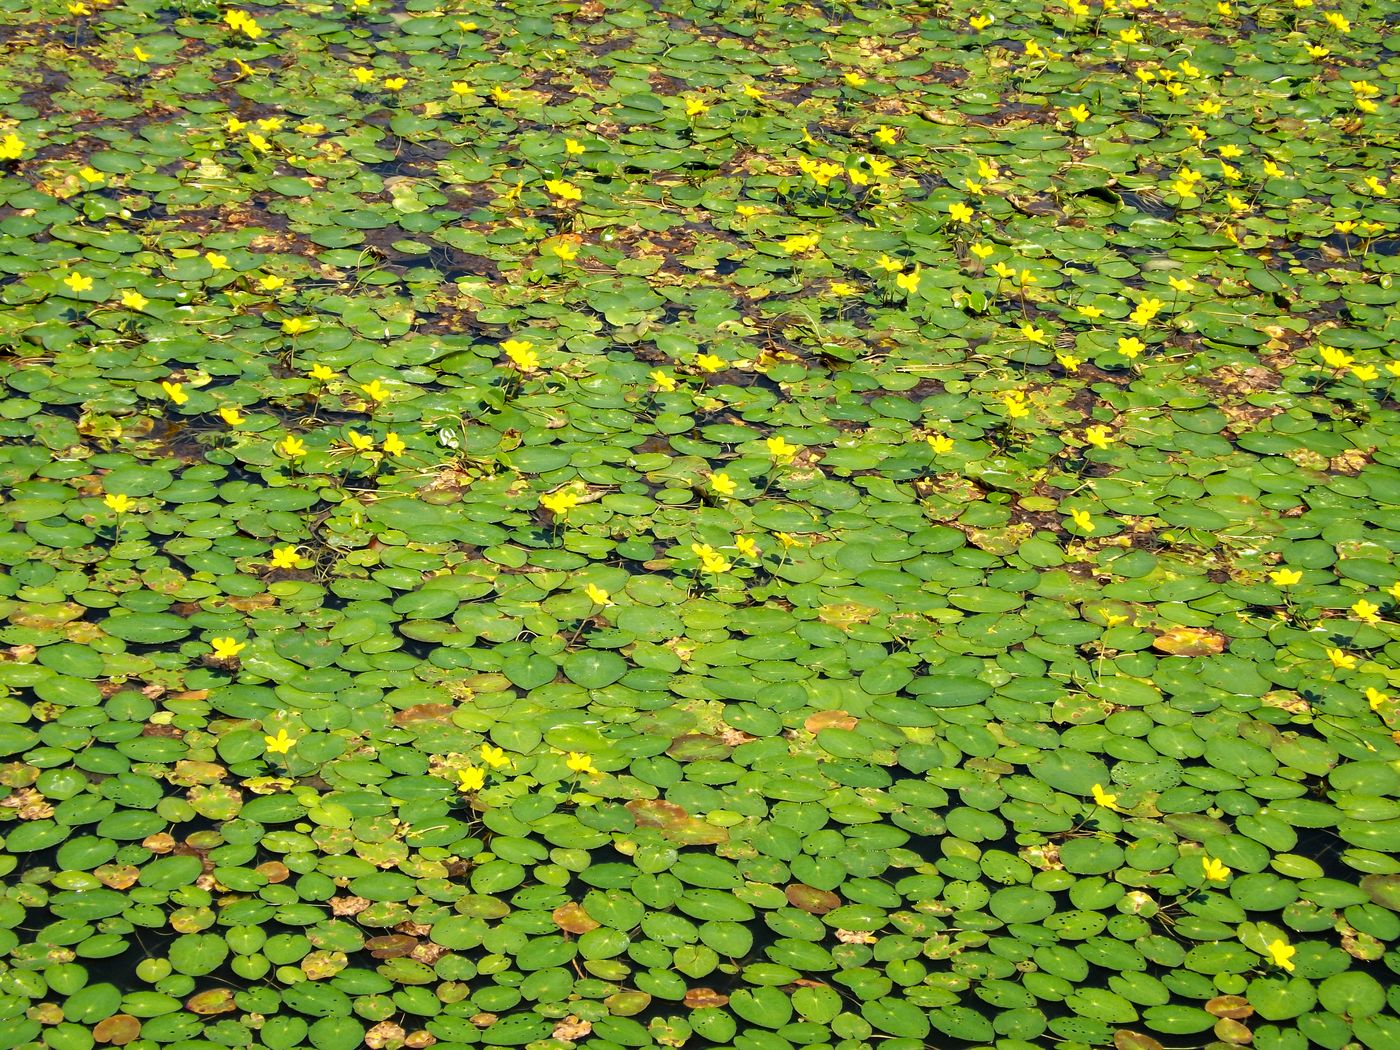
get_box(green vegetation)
[1,0,1400,1049]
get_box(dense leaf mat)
[2,0,1400,1048]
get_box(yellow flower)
[278,435,306,458]
[1198,99,1223,116]
[742,85,765,101]
[1021,324,1048,345]
[104,492,132,514]
[649,370,677,392]
[1352,364,1379,383]
[1367,688,1389,711]
[210,637,246,660]
[584,583,611,606]
[829,281,858,296]
[948,201,975,223]
[1328,648,1356,670]
[565,137,585,153]
[458,765,485,791]
[383,77,407,92]
[710,472,737,497]
[502,338,539,372]
[734,535,760,560]
[783,233,821,254]
[876,254,904,273]
[969,13,994,30]
[1168,276,1194,293]
[282,316,313,336]
[1319,345,1354,370]
[1065,104,1090,123]
[566,752,599,775]
[1269,568,1302,586]
[1003,394,1029,420]
[1056,354,1081,373]
[1202,856,1231,881]
[351,67,375,84]
[480,744,510,769]
[264,729,296,755]
[133,46,149,62]
[205,252,229,271]
[360,379,390,403]
[776,532,802,549]
[1017,269,1037,287]
[1129,297,1163,325]
[1070,508,1095,534]
[694,353,724,373]
[843,72,867,88]
[1352,599,1381,624]
[700,552,732,575]
[1118,27,1142,43]
[78,166,103,184]
[683,96,709,117]
[1077,303,1104,319]
[1091,783,1119,810]
[895,266,922,295]
[162,380,188,405]
[548,241,578,261]
[541,489,581,517]
[63,271,93,292]
[544,178,582,202]
[766,436,799,462]
[927,434,955,455]
[0,133,26,161]
[874,126,898,145]
[1117,336,1146,360]
[259,274,286,291]
[346,430,374,452]
[1263,159,1285,178]
[1324,11,1350,32]
[867,157,894,179]
[1266,939,1296,973]
[120,290,148,310]
[1084,426,1113,449]
[1336,220,1358,234]
[270,545,300,569]
[970,243,993,259]
[383,433,406,457]
[219,406,246,426]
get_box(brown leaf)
[1113,1033,1165,1050]
[683,988,729,1009]
[551,1017,593,1042]
[93,1016,141,1045]
[785,883,839,915]
[186,989,236,1015]
[365,1022,406,1050]
[366,935,418,959]
[804,710,856,733]
[626,799,729,845]
[1213,1018,1252,1044]
[552,902,600,934]
[1206,996,1254,1019]
[1151,626,1226,657]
